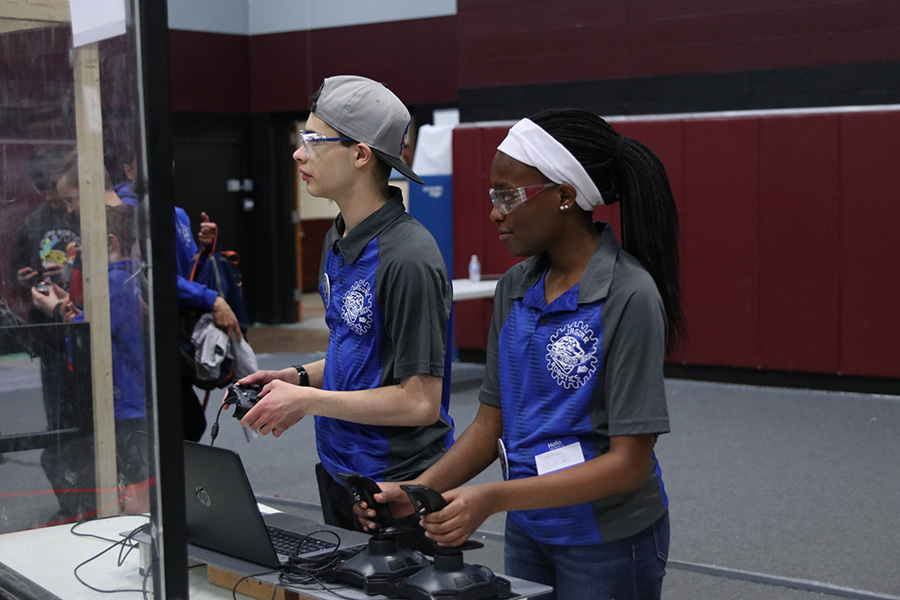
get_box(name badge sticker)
[534,437,585,476]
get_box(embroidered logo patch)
[342,280,373,335]
[546,320,598,389]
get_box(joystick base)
[386,561,512,600]
[327,536,428,595]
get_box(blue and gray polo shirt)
[481,222,670,545]
[316,187,454,483]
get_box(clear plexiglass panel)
[0,1,163,596]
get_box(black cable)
[71,520,153,594]
[209,401,226,446]
[277,530,366,599]
[66,514,366,598]
[141,559,154,600]
[230,569,280,600]
[282,574,359,600]
[69,513,150,545]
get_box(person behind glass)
[9,148,83,513]
[357,109,685,599]
[33,204,150,514]
[103,124,140,207]
[11,147,78,311]
[237,75,454,535]
[55,151,126,215]
[174,204,240,441]
[47,152,127,310]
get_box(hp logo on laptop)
[194,486,212,507]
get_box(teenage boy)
[239,75,454,531]
[32,204,149,517]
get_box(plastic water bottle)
[468,254,481,282]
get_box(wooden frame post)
[72,42,118,516]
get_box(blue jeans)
[503,512,669,600]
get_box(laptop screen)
[183,441,283,568]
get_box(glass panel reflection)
[0,2,159,596]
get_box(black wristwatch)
[293,365,310,387]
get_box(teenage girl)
[360,108,685,600]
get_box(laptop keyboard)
[267,526,338,557]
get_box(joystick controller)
[223,383,261,419]
[324,473,428,594]
[385,485,512,600]
[338,472,395,528]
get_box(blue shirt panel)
[114,182,138,207]
[316,237,389,480]
[73,259,146,421]
[174,207,217,310]
[108,259,146,421]
[500,273,607,545]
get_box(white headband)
[497,118,604,211]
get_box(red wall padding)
[451,127,503,350]
[757,115,841,373]
[839,111,900,377]
[678,118,761,369]
[452,110,900,378]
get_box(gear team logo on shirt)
[546,320,598,389]
[342,280,374,335]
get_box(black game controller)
[223,383,261,419]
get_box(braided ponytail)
[531,109,685,352]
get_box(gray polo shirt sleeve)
[600,263,670,437]
[377,222,452,380]
[479,264,524,408]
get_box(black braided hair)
[530,109,686,352]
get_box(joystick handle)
[399,484,448,515]
[399,485,485,554]
[336,472,395,528]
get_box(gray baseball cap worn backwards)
[313,75,424,184]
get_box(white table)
[451,279,497,301]
[0,516,236,599]
[0,517,552,599]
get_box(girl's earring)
[559,204,569,211]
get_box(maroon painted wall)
[169,30,251,113]
[166,2,900,113]
[451,110,900,378]
[456,0,900,89]
[168,16,456,114]
[157,4,900,378]
[248,16,457,112]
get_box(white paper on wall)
[71,0,127,47]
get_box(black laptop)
[183,441,370,569]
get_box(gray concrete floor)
[201,344,900,600]
[2,303,900,599]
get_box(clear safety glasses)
[489,182,558,215]
[298,130,352,155]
